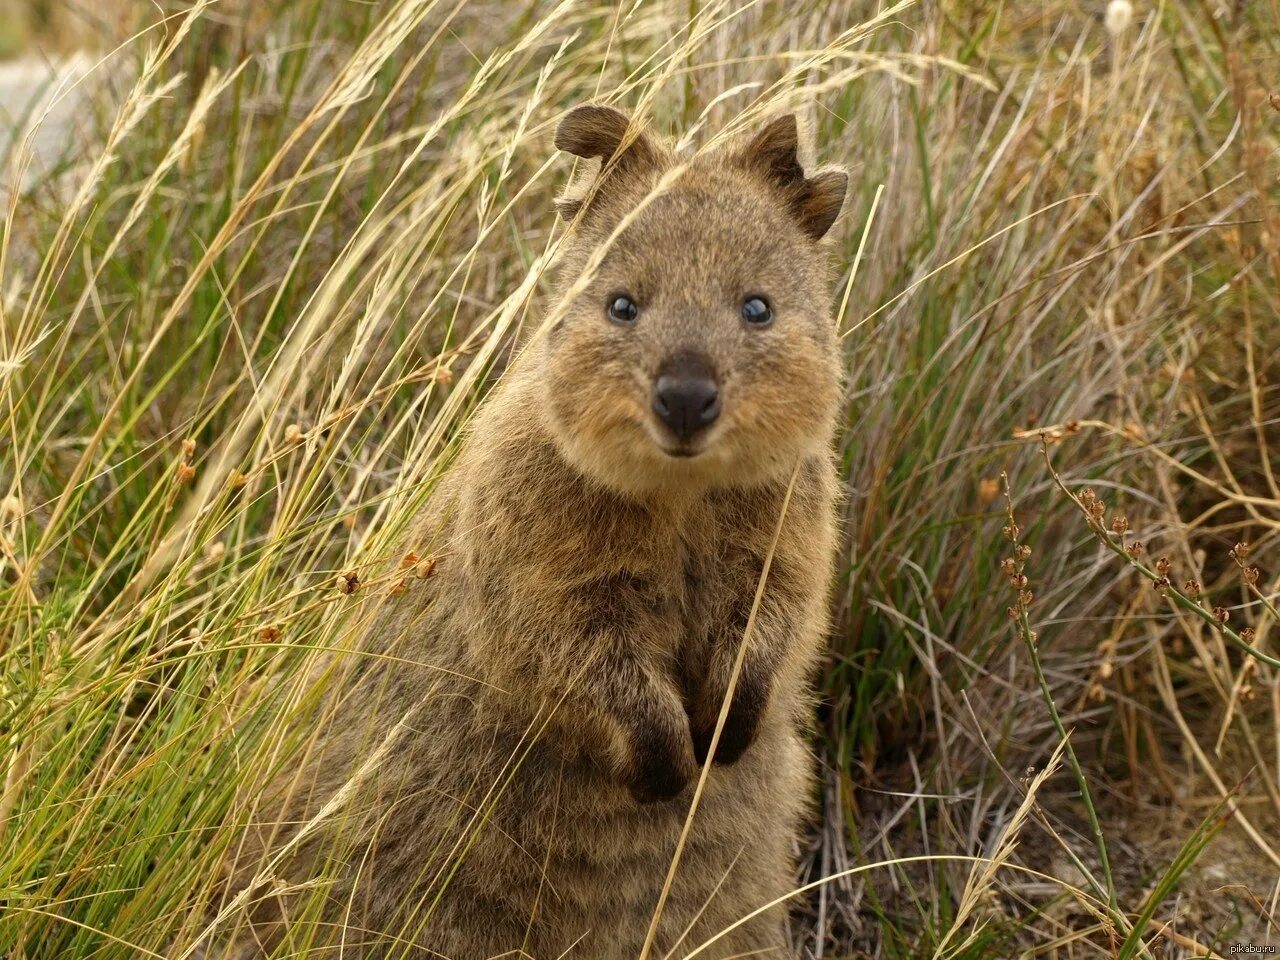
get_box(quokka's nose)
[652,374,721,442]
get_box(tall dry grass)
[1,1,1278,957]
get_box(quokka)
[213,101,848,959]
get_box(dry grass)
[1,1,1278,957]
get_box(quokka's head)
[538,103,847,496]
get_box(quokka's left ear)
[731,114,847,240]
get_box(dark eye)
[607,293,638,325]
[741,296,772,327]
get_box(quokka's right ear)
[553,104,663,220]
[731,113,847,241]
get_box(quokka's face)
[540,106,847,496]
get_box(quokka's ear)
[553,104,663,221]
[733,114,847,240]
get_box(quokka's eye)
[607,293,639,325]
[741,296,772,327]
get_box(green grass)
[3,0,1279,956]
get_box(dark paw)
[627,727,693,803]
[691,709,759,766]
[691,681,766,766]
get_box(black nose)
[652,374,721,442]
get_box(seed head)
[1111,516,1129,536]
[1240,627,1257,644]
[258,625,281,642]
[1230,542,1251,563]
[1000,557,1017,576]
[1183,579,1201,599]
[401,552,421,568]
[1016,544,1032,562]
[284,423,304,445]
[1003,522,1020,542]
[337,571,360,595]
[181,437,197,460]
[1213,606,1229,625]
[1126,540,1145,558]
[1242,566,1260,587]
[1155,556,1171,576]
[1105,0,1134,35]
[176,462,196,484]
[414,556,438,580]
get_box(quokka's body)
[215,103,847,959]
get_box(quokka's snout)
[652,350,721,449]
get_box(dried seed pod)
[1242,566,1260,587]
[1240,627,1257,643]
[177,463,196,484]
[388,578,408,597]
[1183,580,1202,599]
[1002,522,1020,542]
[1111,516,1129,536]
[182,437,197,460]
[401,552,421,569]
[1155,556,1171,576]
[1000,557,1016,576]
[1016,544,1032,561]
[259,625,281,642]
[284,423,304,445]
[414,557,438,580]
[337,571,360,595]
[1213,606,1229,625]
[1126,540,1145,558]
[1011,573,1029,590]
[227,470,250,490]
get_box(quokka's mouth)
[662,446,701,459]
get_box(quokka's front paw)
[690,678,767,767]
[626,723,697,803]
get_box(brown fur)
[213,103,847,959]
